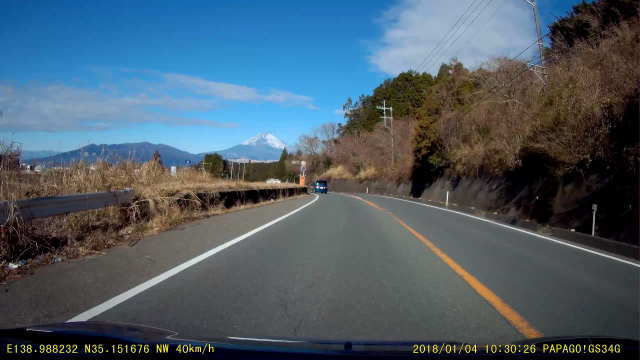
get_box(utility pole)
[376,100,394,166]
[525,0,546,81]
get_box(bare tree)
[297,135,321,156]
[314,122,339,156]
[316,122,339,142]
[0,141,21,171]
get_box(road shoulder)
[0,195,316,329]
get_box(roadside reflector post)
[592,204,598,236]
[446,191,449,208]
[366,187,369,194]
[170,166,177,177]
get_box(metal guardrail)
[0,189,135,223]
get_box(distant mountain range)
[20,150,60,160]
[26,133,287,166]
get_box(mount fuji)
[207,133,287,162]
[241,133,286,149]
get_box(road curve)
[356,194,639,340]
[2,193,638,343]
[87,193,638,342]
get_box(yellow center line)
[348,194,543,339]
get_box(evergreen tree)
[277,148,288,179]
[203,153,224,177]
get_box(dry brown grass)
[331,118,416,181]
[355,167,378,181]
[0,193,307,283]
[325,19,638,182]
[320,164,381,181]
[320,165,354,180]
[1,160,301,200]
[0,160,305,277]
[441,20,640,176]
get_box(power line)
[382,3,609,124]
[482,19,612,94]
[469,36,550,104]
[417,0,488,73]
[413,0,479,72]
[510,35,546,62]
[453,0,504,60]
[478,61,538,102]
[418,0,487,74]
[412,0,480,73]
[474,20,616,107]
[423,0,495,73]
[383,26,545,122]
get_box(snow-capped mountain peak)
[241,133,286,149]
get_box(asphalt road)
[2,193,639,343]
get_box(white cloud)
[0,83,232,131]
[162,73,262,101]
[369,0,536,76]
[0,70,317,132]
[263,90,318,110]
[163,73,317,110]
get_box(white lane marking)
[371,194,640,269]
[67,194,320,322]
[228,337,303,343]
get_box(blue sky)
[1,0,584,153]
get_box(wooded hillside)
[300,0,639,243]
